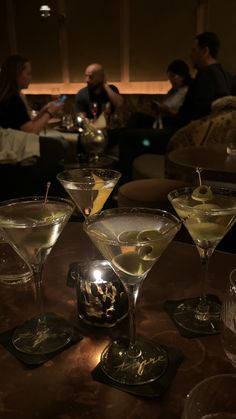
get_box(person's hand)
[46,100,64,116]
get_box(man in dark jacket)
[177,31,233,126]
[75,63,123,119]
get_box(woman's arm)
[20,101,64,134]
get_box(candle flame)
[92,268,106,284]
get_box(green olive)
[118,231,139,243]
[137,230,163,242]
[192,185,213,202]
[137,230,166,261]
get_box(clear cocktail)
[168,186,236,334]
[0,196,75,354]
[84,207,181,385]
[57,168,121,218]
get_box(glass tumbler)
[221,268,236,368]
[69,260,129,327]
[0,231,32,285]
[62,114,74,130]
[182,374,236,418]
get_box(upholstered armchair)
[117,96,236,209]
[165,96,236,179]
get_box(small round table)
[167,144,236,184]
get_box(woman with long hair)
[0,54,63,134]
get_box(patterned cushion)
[211,96,236,113]
[165,108,236,178]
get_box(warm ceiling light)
[39,5,51,18]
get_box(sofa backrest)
[26,93,165,128]
[165,96,236,178]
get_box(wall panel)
[129,0,197,81]
[13,0,62,83]
[66,0,121,82]
[208,0,236,74]
[2,0,235,92]
[0,0,11,64]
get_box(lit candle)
[75,260,128,327]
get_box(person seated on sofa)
[126,59,192,130]
[0,54,63,134]
[0,54,68,197]
[177,31,234,127]
[75,63,123,120]
[75,63,124,153]
[118,32,234,183]
[118,60,192,182]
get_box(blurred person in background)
[0,54,64,134]
[75,63,123,120]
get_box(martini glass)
[57,168,121,264]
[84,207,181,385]
[168,186,236,335]
[57,168,121,219]
[0,196,75,354]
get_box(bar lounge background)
[0,0,236,95]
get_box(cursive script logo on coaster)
[116,355,166,376]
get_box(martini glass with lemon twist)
[57,168,121,219]
[84,207,181,385]
[0,196,75,354]
[57,168,121,264]
[168,174,236,335]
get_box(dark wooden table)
[0,222,235,419]
[168,144,236,184]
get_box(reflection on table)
[0,222,235,419]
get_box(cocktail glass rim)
[57,168,121,187]
[84,206,181,245]
[0,195,75,226]
[168,186,236,213]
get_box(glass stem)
[196,250,210,320]
[126,284,140,357]
[33,264,47,332]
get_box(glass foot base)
[174,298,221,334]
[100,336,168,385]
[12,313,73,355]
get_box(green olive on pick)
[191,185,213,202]
[192,167,213,202]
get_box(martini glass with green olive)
[84,207,181,385]
[0,196,75,354]
[168,176,236,335]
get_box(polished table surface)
[0,222,235,419]
[168,144,236,184]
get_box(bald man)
[75,63,123,119]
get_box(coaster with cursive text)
[0,312,83,367]
[164,294,221,338]
[92,343,184,397]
